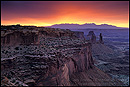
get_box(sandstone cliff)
[73,31,86,40]
[1,26,123,86]
[86,31,96,43]
[1,31,39,46]
[86,31,104,44]
[1,27,75,46]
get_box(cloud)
[1,1,129,27]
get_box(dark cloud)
[1,1,60,20]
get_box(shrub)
[7,75,11,79]
[15,47,19,50]
[12,79,16,83]
[15,82,19,84]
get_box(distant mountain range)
[48,23,128,29]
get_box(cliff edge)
[1,25,123,86]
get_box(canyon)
[1,25,123,86]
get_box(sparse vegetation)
[15,47,19,50]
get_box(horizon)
[1,23,129,29]
[1,1,129,28]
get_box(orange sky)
[1,1,129,28]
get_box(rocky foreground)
[1,25,123,86]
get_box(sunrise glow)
[1,1,129,28]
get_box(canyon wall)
[1,31,39,46]
[1,28,76,46]
[73,31,86,40]
[1,27,123,86]
[1,43,94,86]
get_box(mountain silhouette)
[48,23,127,29]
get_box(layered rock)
[86,31,96,43]
[86,31,104,44]
[1,31,39,46]
[1,25,123,86]
[73,31,86,40]
[1,43,94,86]
[1,27,76,46]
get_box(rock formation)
[1,25,123,86]
[86,31,105,44]
[1,31,39,46]
[86,31,96,43]
[1,27,75,46]
[99,33,104,44]
[73,31,86,40]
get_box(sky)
[1,1,129,28]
